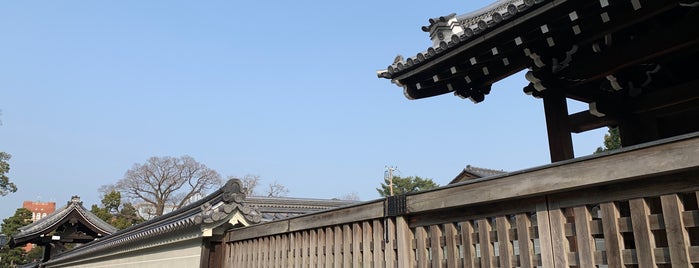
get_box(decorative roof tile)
[377,0,545,80]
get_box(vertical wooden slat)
[343,224,353,267]
[547,202,569,268]
[278,235,285,268]
[477,218,494,268]
[254,238,260,268]
[363,221,373,268]
[325,227,334,267]
[240,240,250,266]
[292,232,300,268]
[515,213,534,268]
[573,206,595,268]
[243,240,249,268]
[600,202,624,267]
[317,228,326,268]
[238,242,243,267]
[310,230,318,268]
[372,220,385,268]
[660,194,691,266]
[460,220,477,268]
[281,234,289,268]
[496,216,513,268]
[334,226,343,268]
[302,231,310,268]
[262,236,270,268]
[385,218,397,268]
[239,242,243,267]
[416,226,429,268]
[629,198,657,267]
[352,222,363,268]
[536,202,555,268]
[272,236,279,268]
[396,216,415,268]
[233,242,239,267]
[444,223,459,268]
[430,225,445,268]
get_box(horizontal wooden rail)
[223,133,699,267]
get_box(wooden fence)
[219,133,699,267]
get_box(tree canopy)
[594,127,622,153]
[0,208,33,267]
[0,152,17,196]
[91,190,144,230]
[111,155,222,217]
[376,175,439,197]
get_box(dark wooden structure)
[377,0,698,162]
[8,196,117,262]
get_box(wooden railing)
[220,133,699,267]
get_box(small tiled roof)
[246,196,357,222]
[450,165,507,184]
[9,196,118,247]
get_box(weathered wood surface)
[221,135,699,268]
[600,202,625,267]
[406,134,699,213]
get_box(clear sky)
[0,1,605,220]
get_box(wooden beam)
[559,8,699,82]
[543,92,574,162]
[568,110,617,133]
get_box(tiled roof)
[246,196,357,222]
[10,196,118,247]
[378,0,543,81]
[41,179,354,266]
[43,179,259,266]
[450,165,507,184]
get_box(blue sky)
[0,1,605,219]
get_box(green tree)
[0,152,17,196]
[376,175,439,197]
[594,127,622,153]
[91,190,145,230]
[0,208,33,267]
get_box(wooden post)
[660,194,691,266]
[396,216,415,267]
[543,92,574,162]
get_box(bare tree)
[113,155,222,216]
[266,181,289,197]
[337,192,360,201]
[233,174,260,196]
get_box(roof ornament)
[69,195,82,205]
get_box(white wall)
[46,239,203,268]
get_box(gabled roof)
[9,196,117,247]
[450,165,507,184]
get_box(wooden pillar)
[543,92,574,162]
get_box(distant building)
[449,164,507,184]
[21,200,56,252]
[22,200,56,222]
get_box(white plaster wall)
[46,239,203,268]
